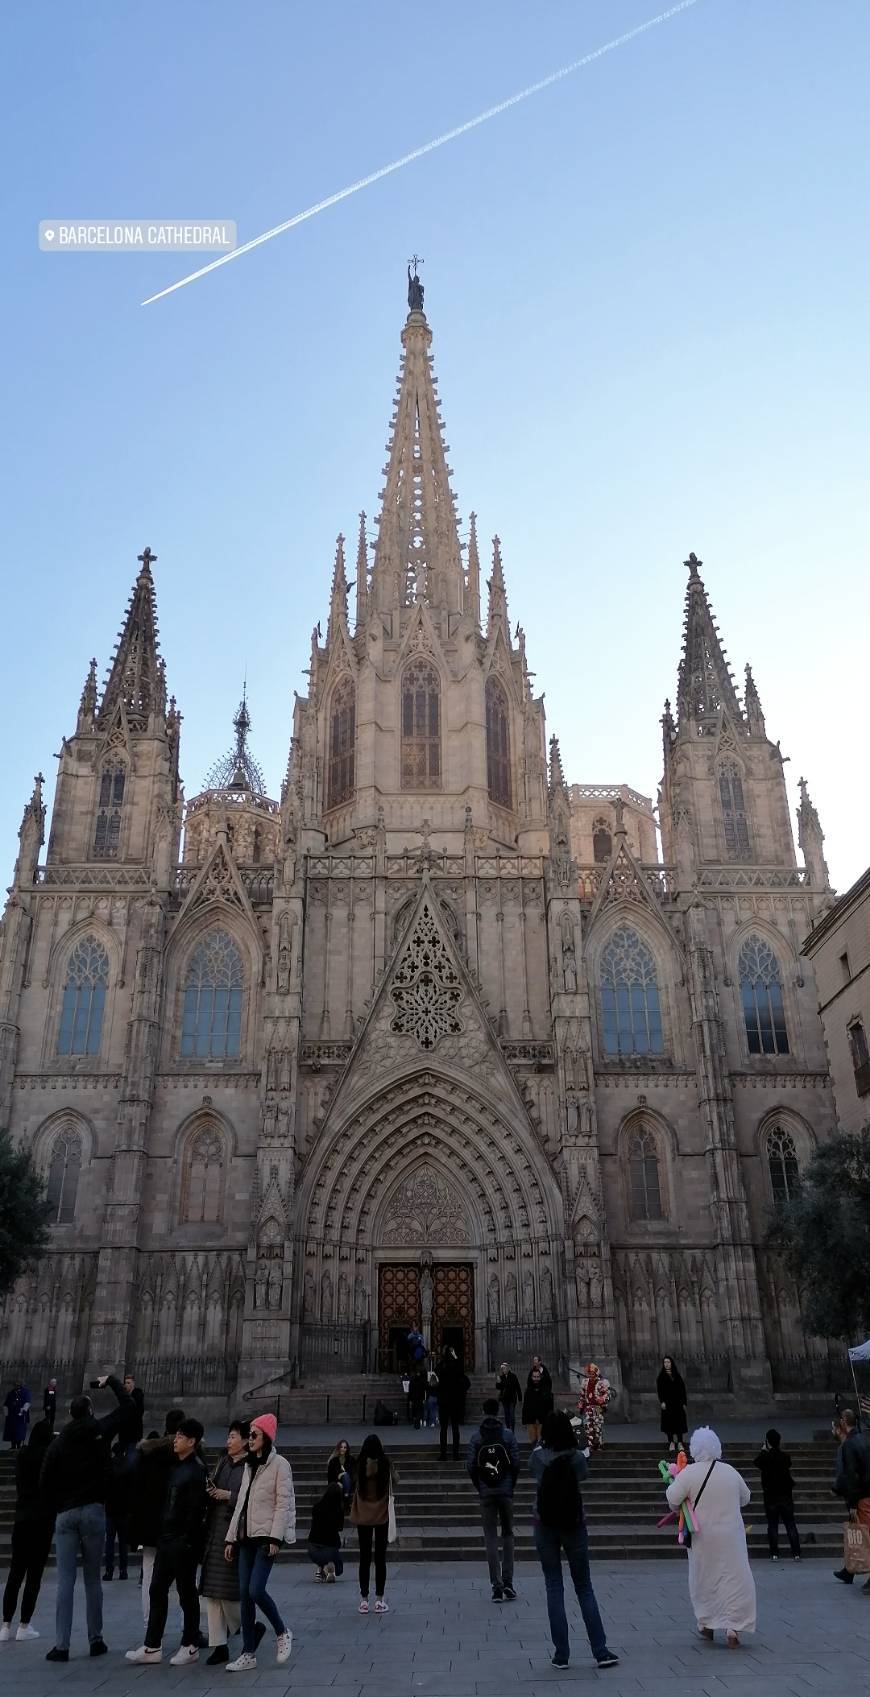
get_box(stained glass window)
[401,661,441,790]
[600,926,664,1057]
[485,676,511,809]
[766,1126,800,1204]
[57,935,109,1056]
[739,934,789,1055]
[46,1124,82,1224]
[181,931,243,1059]
[327,677,355,808]
[628,1127,664,1220]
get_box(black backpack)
[476,1441,512,1489]
[537,1454,582,1531]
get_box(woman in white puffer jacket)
[224,1414,296,1671]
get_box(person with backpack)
[466,1399,520,1602]
[530,1410,618,1670]
[753,1429,801,1560]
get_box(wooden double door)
[378,1262,474,1371]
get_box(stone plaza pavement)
[1,1558,869,1697]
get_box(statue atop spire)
[407,256,424,313]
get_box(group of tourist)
[2,1366,870,1671]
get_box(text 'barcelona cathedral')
[0,275,839,1416]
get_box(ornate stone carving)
[389,899,463,1050]
[381,1165,470,1245]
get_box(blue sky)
[3,0,868,889]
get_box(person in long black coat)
[521,1368,553,1443]
[1,1418,55,1639]
[436,1349,465,1461]
[656,1356,687,1450]
[199,1418,250,1665]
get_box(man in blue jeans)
[39,1373,132,1662]
[529,1410,618,1670]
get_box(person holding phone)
[39,1372,132,1662]
[199,1419,250,1664]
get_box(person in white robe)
[666,1427,756,1646]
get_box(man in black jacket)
[127,1408,185,1626]
[495,1363,522,1432]
[39,1373,132,1662]
[753,1429,801,1559]
[126,1417,207,1666]
[833,1408,870,1589]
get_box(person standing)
[350,1434,395,1614]
[666,1426,756,1648]
[832,1407,870,1590]
[125,1417,208,1666]
[43,1382,58,1431]
[578,1364,614,1454]
[39,1372,132,1662]
[199,1418,250,1665]
[4,1382,31,1450]
[466,1398,520,1602]
[103,1439,131,1581]
[408,1365,427,1430]
[657,1356,687,1452]
[753,1429,801,1560]
[436,1347,464,1462]
[308,1456,346,1581]
[424,1369,439,1429]
[530,1410,618,1670]
[522,1367,553,1445]
[121,1374,145,1454]
[495,1362,522,1433]
[0,1418,55,1641]
[127,1409,186,1627]
[223,1414,295,1672]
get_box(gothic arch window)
[57,934,109,1056]
[327,676,356,809]
[627,1126,665,1221]
[765,1124,800,1205]
[180,930,243,1059]
[593,817,613,863]
[180,1121,226,1223]
[401,660,441,790]
[92,760,126,860]
[600,926,665,1057]
[719,760,751,860]
[485,676,511,809]
[46,1124,82,1224]
[739,933,789,1055]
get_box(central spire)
[370,273,464,615]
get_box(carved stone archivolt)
[381,1164,470,1245]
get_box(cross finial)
[409,254,423,276]
[138,546,157,572]
[684,551,702,577]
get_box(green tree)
[0,1127,49,1301]
[766,1126,870,1343]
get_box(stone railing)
[575,864,677,904]
[570,782,653,812]
[697,865,810,891]
[35,864,151,888]
[185,787,279,818]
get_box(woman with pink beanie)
[224,1414,295,1672]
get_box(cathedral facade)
[0,282,838,1413]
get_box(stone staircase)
[237,1371,498,1428]
[0,1440,846,1565]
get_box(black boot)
[206,1646,230,1666]
[834,1567,854,1584]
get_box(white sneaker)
[169,1644,199,1665]
[374,1598,389,1613]
[125,1646,163,1663]
[0,1624,12,1642]
[275,1631,292,1665]
[16,1624,40,1640]
[226,1651,257,1671]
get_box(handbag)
[683,1460,717,1550]
[843,1519,870,1575]
[387,1486,397,1545]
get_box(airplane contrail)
[141,0,704,307]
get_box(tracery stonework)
[389,899,463,1050]
[381,1165,470,1245]
[0,282,837,1412]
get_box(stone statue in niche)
[541,1265,554,1319]
[419,1252,434,1325]
[338,1272,349,1320]
[354,1278,368,1323]
[303,1269,316,1319]
[560,911,578,993]
[505,1272,518,1321]
[523,1271,535,1319]
[255,1262,268,1310]
[277,912,292,994]
[267,1260,283,1309]
[487,1275,500,1320]
[565,1091,579,1137]
[321,1269,332,1319]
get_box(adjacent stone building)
[0,277,840,1412]
[803,859,870,1135]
